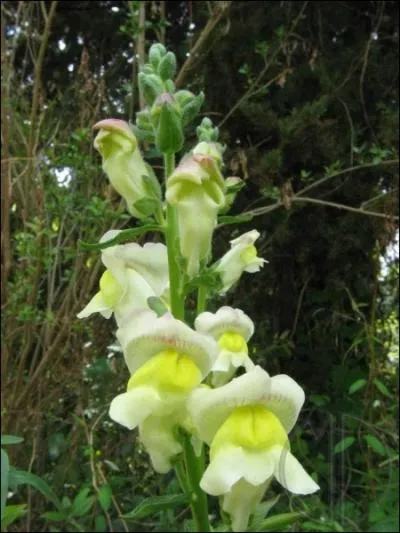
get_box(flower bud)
[158,51,177,81]
[149,43,167,69]
[93,119,154,219]
[153,94,184,154]
[181,92,205,126]
[138,72,165,106]
[196,116,219,142]
[220,177,244,213]
[166,154,226,276]
[192,141,224,168]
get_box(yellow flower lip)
[93,118,135,138]
[211,405,288,457]
[127,349,202,393]
[218,331,248,353]
[240,245,258,265]
[99,270,124,308]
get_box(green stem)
[197,285,207,316]
[181,433,210,532]
[164,153,185,320]
[164,153,209,531]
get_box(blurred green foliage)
[1,1,398,532]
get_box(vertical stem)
[181,433,210,532]
[164,154,185,320]
[137,0,146,110]
[197,285,207,316]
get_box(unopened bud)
[158,51,177,81]
[149,43,167,69]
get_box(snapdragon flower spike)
[93,119,152,219]
[188,366,319,532]
[215,230,267,294]
[77,230,169,325]
[166,152,226,277]
[109,310,218,472]
[195,306,255,386]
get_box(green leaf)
[1,504,26,528]
[41,511,68,522]
[71,488,95,517]
[1,449,9,521]
[309,395,329,406]
[349,379,367,394]
[98,485,112,513]
[121,493,189,519]
[147,297,168,317]
[334,436,356,454]
[133,197,161,217]
[373,379,392,398]
[95,514,107,532]
[248,495,280,531]
[103,460,120,472]
[255,512,303,531]
[364,435,387,456]
[143,165,162,200]
[78,225,162,250]
[1,436,24,446]
[8,469,62,510]
[218,214,254,226]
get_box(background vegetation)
[1,1,398,532]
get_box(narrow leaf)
[248,495,280,531]
[364,435,387,456]
[256,512,303,531]
[71,487,91,516]
[1,436,24,446]
[333,436,355,454]
[98,485,112,513]
[147,297,168,317]
[41,511,68,521]
[349,379,367,394]
[1,449,9,521]
[218,214,254,226]
[1,504,26,528]
[373,379,391,398]
[133,197,161,217]
[8,469,62,510]
[78,225,162,250]
[121,494,189,519]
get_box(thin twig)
[218,1,308,128]
[175,1,232,89]
[291,196,399,220]
[297,159,399,198]
[290,274,312,339]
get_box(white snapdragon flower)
[93,119,152,219]
[195,306,255,386]
[77,230,169,325]
[166,151,226,277]
[109,310,218,472]
[215,230,267,293]
[188,366,319,532]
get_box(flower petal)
[117,310,218,377]
[139,415,183,473]
[188,366,304,443]
[214,230,267,293]
[272,446,320,494]
[195,306,254,340]
[222,478,270,532]
[201,445,275,495]
[77,291,112,319]
[114,242,169,296]
[109,386,161,429]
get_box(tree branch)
[174,1,232,89]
